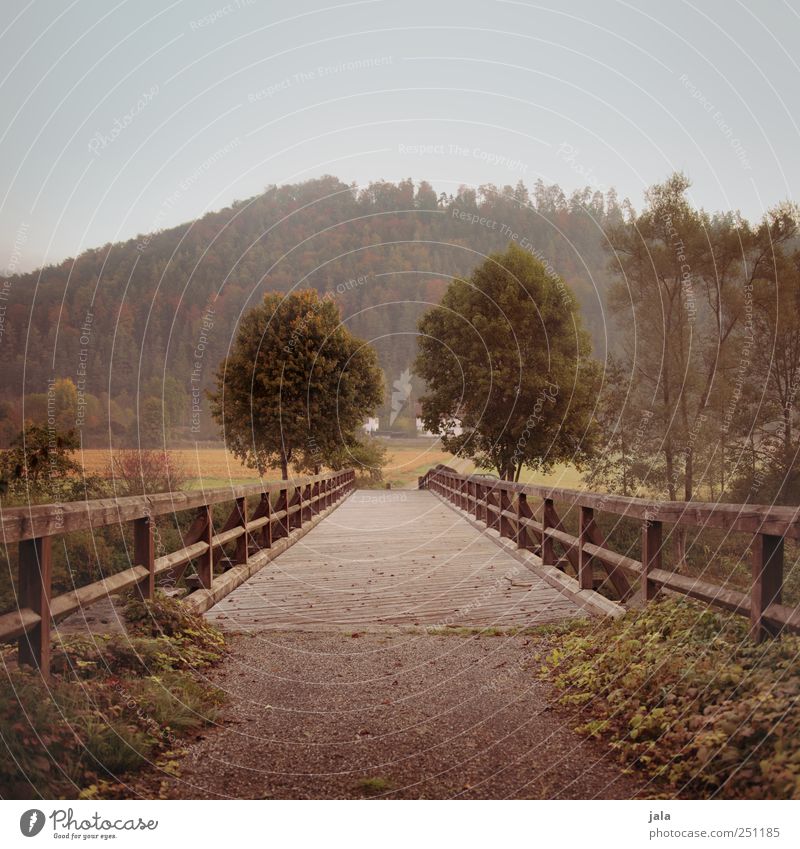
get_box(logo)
[19,810,45,837]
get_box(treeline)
[0,175,623,445]
[590,174,800,506]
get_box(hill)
[0,176,624,445]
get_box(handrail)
[0,468,357,677]
[419,464,798,641]
[0,469,344,544]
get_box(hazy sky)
[1,0,798,273]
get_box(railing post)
[488,486,500,533]
[311,481,320,517]
[275,488,289,539]
[641,518,662,602]
[578,506,594,591]
[289,486,302,531]
[473,481,481,521]
[302,483,313,523]
[516,492,531,550]
[751,532,783,641]
[197,504,213,589]
[18,536,52,678]
[460,477,468,510]
[261,493,273,549]
[234,497,248,566]
[134,515,155,599]
[542,498,555,566]
[499,487,513,539]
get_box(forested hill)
[0,176,624,444]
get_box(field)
[78,440,587,491]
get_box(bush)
[123,592,226,669]
[538,598,800,799]
[0,596,227,799]
[105,448,188,496]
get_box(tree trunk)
[664,442,677,501]
[280,449,289,480]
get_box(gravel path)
[137,629,650,799]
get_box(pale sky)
[1,0,799,273]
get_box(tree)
[584,359,657,497]
[414,242,601,480]
[106,448,189,496]
[325,434,388,484]
[209,290,384,478]
[0,424,104,503]
[729,217,800,503]
[604,173,788,503]
[136,396,166,448]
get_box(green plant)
[538,598,800,799]
[0,597,228,798]
[357,776,393,795]
[122,592,226,669]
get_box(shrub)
[105,448,188,496]
[123,592,226,669]
[538,599,800,799]
[1,597,227,798]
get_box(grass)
[0,592,227,799]
[357,776,393,795]
[77,443,585,491]
[422,625,533,637]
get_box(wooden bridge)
[1,464,799,678]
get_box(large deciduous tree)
[209,290,384,478]
[414,242,600,480]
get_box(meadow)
[78,439,587,491]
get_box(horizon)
[2,0,798,274]
[6,170,788,276]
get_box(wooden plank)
[764,601,800,632]
[183,489,353,616]
[648,568,750,615]
[50,565,150,622]
[0,470,353,543]
[0,607,41,642]
[582,541,643,577]
[197,505,213,589]
[133,515,154,600]
[751,533,783,641]
[578,506,594,591]
[18,536,52,677]
[154,541,209,575]
[206,490,587,630]
[421,465,800,539]
[234,497,248,566]
[641,520,662,602]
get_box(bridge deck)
[206,489,584,630]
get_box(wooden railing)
[0,468,356,677]
[419,465,800,641]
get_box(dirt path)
[134,630,651,800]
